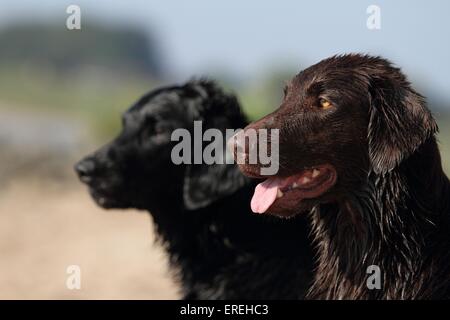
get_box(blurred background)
[0,0,449,299]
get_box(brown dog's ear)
[368,76,438,174]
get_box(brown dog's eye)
[319,98,332,110]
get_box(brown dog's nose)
[228,129,261,164]
[235,131,249,153]
[227,131,247,161]
[228,114,276,162]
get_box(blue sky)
[0,0,449,107]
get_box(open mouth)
[250,164,337,214]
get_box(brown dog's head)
[232,54,437,218]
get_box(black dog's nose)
[75,158,96,182]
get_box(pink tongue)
[251,178,282,214]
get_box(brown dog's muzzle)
[228,112,278,177]
[228,109,337,217]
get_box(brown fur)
[236,54,450,299]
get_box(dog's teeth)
[292,182,298,188]
[312,169,320,178]
[302,177,311,184]
[277,189,284,198]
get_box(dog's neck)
[308,138,450,299]
[142,165,187,238]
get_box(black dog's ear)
[368,74,438,174]
[183,162,248,210]
[181,79,249,209]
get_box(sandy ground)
[0,178,179,299]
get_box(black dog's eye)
[145,118,162,134]
[154,123,167,135]
[139,121,170,144]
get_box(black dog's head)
[75,79,247,210]
[233,54,437,218]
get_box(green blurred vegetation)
[0,66,153,140]
[0,23,164,140]
[238,69,296,120]
[0,23,281,140]
[0,64,278,140]
[0,24,163,77]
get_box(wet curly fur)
[75,79,313,299]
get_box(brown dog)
[232,54,450,299]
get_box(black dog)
[233,54,450,299]
[75,80,313,299]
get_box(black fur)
[75,79,313,299]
